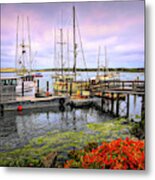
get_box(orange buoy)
[17,105,23,111]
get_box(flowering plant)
[64,138,145,170]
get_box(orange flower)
[64,138,145,170]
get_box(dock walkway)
[0,96,68,112]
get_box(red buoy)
[17,105,23,111]
[46,92,50,96]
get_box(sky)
[1,0,145,69]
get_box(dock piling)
[116,93,120,116]
[141,95,145,121]
[126,94,130,118]
[101,92,105,111]
[111,93,114,114]
[46,81,49,93]
[22,81,24,97]
[70,82,72,96]
[37,80,39,94]
[0,104,4,116]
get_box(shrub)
[64,138,145,170]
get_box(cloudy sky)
[1,0,144,69]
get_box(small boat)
[32,72,43,78]
[90,46,120,85]
[16,75,36,96]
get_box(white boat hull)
[16,81,35,96]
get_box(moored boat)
[52,6,90,98]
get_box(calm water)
[0,107,113,152]
[0,71,144,152]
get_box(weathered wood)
[46,81,49,92]
[1,96,68,111]
[116,93,120,116]
[111,93,114,113]
[90,80,144,96]
[141,95,145,121]
[37,79,39,94]
[0,104,4,116]
[69,82,72,96]
[22,81,24,97]
[126,94,130,118]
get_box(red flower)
[64,138,145,170]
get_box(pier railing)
[90,80,145,95]
[91,80,145,119]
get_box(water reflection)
[0,107,113,152]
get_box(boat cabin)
[20,75,34,82]
[0,77,17,103]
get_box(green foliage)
[0,117,135,167]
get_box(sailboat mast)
[104,46,108,74]
[22,16,25,71]
[27,16,32,74]
[73,6,77,79]
[54,28,57,74]
[97,46,101,77]
[15,16,19,75]
[60,28,64,76]
[67,30,70,73]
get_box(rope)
[75,13,89,80]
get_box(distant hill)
[0,68,16,73]
[0,67,144,73]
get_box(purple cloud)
[1,1,144,69]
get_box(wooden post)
[116,93,120,116]
[111,93,114,114]
[46,81,49,92]
[108,81,110,89]
[80,83,82,96]
[22,80,24,97]
[126,94,130,118]
[141,95,145,121]
[132,82,134,90]
[66,80,68,95]
[122,82,124,89]
[101,98,104,111]
[0,104,4,116]
[37,79,39,94]
[70,81,72,96]
[101,92,105,111]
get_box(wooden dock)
[90,80,144,96]
[68,98,100,108]
[0,79,145,120]
[0,96,68,112]
[96,80,145,119]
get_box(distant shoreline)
[0,67,144,73]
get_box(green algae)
[0,117,133,167]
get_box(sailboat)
[90,46,120,84]
[52,6,90,98]
[15,16,36,96]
